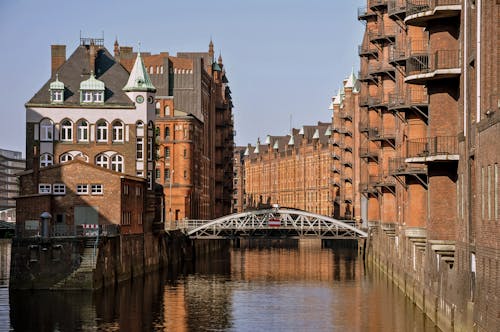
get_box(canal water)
[0,239,439,331]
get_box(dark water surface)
[1,239,439,331]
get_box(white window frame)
[60,153,73,163]
[77,120,89,142]
[96,121,108,142]
[40,119,54,141]
[91,184,103,195]
[136,138,144,160]
[93,91,104,103]
[95,154,109,169]
[53,183,66,195]
[60,120,73,142]
[111,154,124,173]
[51,90,63,103]
[76,184,89,195]
[38,184,51,194]
[112,121,124,142]
[83,91,93,102]
[40,153,53,167]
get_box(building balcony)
[358,6,377,20]
[343,146,353,152]
[330,179,341,187]
[387,0,407,20]
[389,157,427,175]
[372,174,396,188]
[405,0,462,27]
[359,95,370,107]
[369,0,388,10]
[339,111,352,121]
[342,176,353,183]
[406,136,459,162]
[342,160,353,168]
[328,138,340,146]
[358,44,378,58]
[359,176,379,194]
[331,166,341,174]
[368,127,396,142]
[388,87,428,112]
[331,153,341,160]
[368,62,396,80]
[388,44,407,65]
[405,49,461,84]
[359,147,378,160]
[359,120,370,133]
[358,70,376,83]
[368,25,397,44]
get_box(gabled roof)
[27,45,135,107]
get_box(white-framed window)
[96,121,108,142]
[155,102,160,116]
[76,184,89,195]
[60,120,72,142]
[164,147,170,159]
[112,121,124,142]
[91,184,103,195]
[136,121,144,137]
[60,153,73,163]
[136,171,144,178]
[136,138,144,160]
[38,184,51,194]
[40,119,54,141]
[111,154,124,173]
[147,137,153,161]
[51,90,63,103]
[95,154,109,168]
[93,91,104,102]
[77,120,89,142]
[83,91,93,102]
[53,183,66,195]
[40,153,53,167]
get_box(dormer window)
[49,74,65,104]
[80,72,105,104]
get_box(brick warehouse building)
[117,40,234,222]
[357,1,499,331]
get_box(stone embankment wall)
[9,231,195,290]
[366,226,477,332]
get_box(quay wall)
[366,225,481,332]
[9,231,195,290]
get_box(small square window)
[77,184,89,195]
[91,184,103,195]
[53,183,66,195]
[38,184,51,194]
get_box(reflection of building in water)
[163,284,187,332]
[231,246,361,282]
[0,240,10,285]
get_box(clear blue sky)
[0,0,365,156]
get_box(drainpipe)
[476,0,481,122]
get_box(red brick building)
[357,1,499,330]
[117,40,234,222]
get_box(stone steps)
[51,247,98,290]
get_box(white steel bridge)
[179,208,368,240]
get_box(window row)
[38,183,104,195]
[40,152,124,173]
[76,184,104,195]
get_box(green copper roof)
[212,62,222,72]
[49,74,65,90]
[123,52,156,92]
[80,72,105,91]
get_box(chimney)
[51,45,66,75]
[89,39,96,74]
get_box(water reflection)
[6,241,439,331]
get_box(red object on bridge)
[268,218,281,227]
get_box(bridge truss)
[184,209,367,239]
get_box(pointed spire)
[325,126,332,136]
[254,138,260,154]
[273,140,279,150]
[209,38,214,61]
[244,146,250,156]
[264,135,271,145]
[218,52,223,65]
[345,67,357,89]
[312,128,320,139]
[114,37,120,58]
[288,134,295,146]
[332,87,342,105]
[123,52,156,92]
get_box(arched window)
[60,153,73,163]
[112,121,124,142]
[164,147,170,159]
[96,121,108,142]
[155,102,160,116]
[60,120,73,142]
[77,120,89,142]
[40,153,53,167]
[136,121,144,137]
[164,126,170,139]
[95,154,109,168]
[111,154,124,173]
[40,119,54,141]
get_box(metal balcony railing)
[406,50,460,77]
[406,136,458,158]
[389,44,406,63]
[368,62,395,76]
[388,0,407,17]
[358,6,377,20]
[369,0,388,8]
[389,157,427,174]
[339,111,352,120]
[406,0,461,17]
[368,127,396,141]
[358,44,378,57]
[388,87,428,109]
[373,174,397,187]
[359,147,378,158]
[369,25,397,43]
